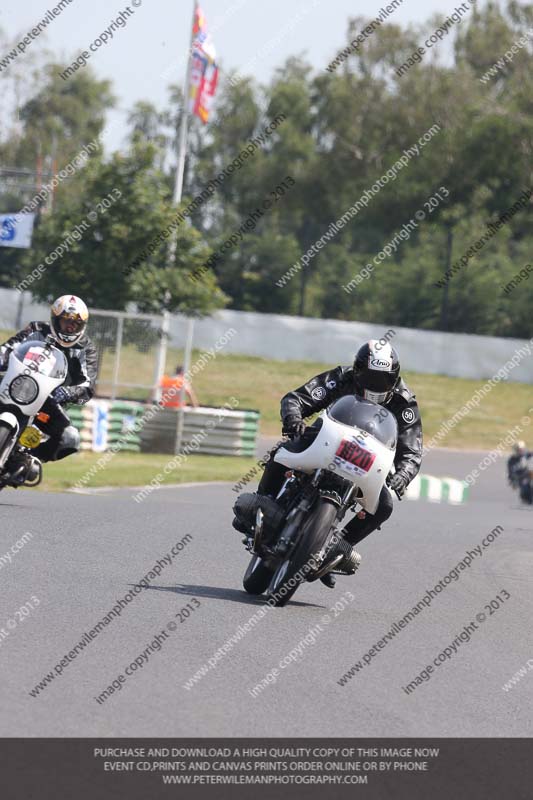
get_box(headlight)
[9,375,39,404]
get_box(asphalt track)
[0,449,531,737]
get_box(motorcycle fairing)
[274,412,395,514]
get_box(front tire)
[0,424,16,471]
[266,499,338,607]
[243,555,275,595]
[520,482,533,504]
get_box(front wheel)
[0,424,16,472]
[243,555,275,595]
[519,482,533,504]
[266,499,338,607]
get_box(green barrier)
[69,400,145,452]
[405,474,469,504]
[140,405,261,457]
[69,401,260,456]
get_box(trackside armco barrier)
[68,400,259,456]
[68,400,144,452]
[140,406,260,457]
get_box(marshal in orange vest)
[159,366,199,408]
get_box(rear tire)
[243,555,275,595]
[266,500,338,607]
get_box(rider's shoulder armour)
[393,378,416,404]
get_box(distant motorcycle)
[235,396,398,607]
[0,338,68,489]
[512,456,533,505]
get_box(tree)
[3,2,533,337]
[24,142,226,315]
[16,64,114,167]
[0,61,116,288]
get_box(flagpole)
[169,0,197,263]
[172,0,197,456]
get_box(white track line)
[69,481,230,495]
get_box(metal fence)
[87,309,170,401]
[0,296,195,403]
[87,308,195,453]
[86,309,196,404]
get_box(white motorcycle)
[0,338,68,488]
[235,396,399,606]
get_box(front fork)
[276,472,357,563]
[272,470,323,558]
[0,414,22,471]
[315,484,358,576]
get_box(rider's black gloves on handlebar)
[282,415,306,439]
[387,471,408,497]
[51,386,70,406]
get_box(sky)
[1,0,490,152]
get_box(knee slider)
[380,491,394,521]
[54,425,81,460]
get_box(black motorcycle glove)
[387,472,408,497]
[282,415,306,439]
[51,386,71,405]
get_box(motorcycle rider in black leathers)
[507,441,532,502]
[251,340,423,588]
[507,441,529,488]
[0,295,97,481]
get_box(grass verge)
[38,452,256,492]
[190,352,533,449]
[2,327,532,482]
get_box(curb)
[405,474,469,504]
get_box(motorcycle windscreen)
[11,341,68,381]
[327,395,397,450]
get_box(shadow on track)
[135,582,325,609]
